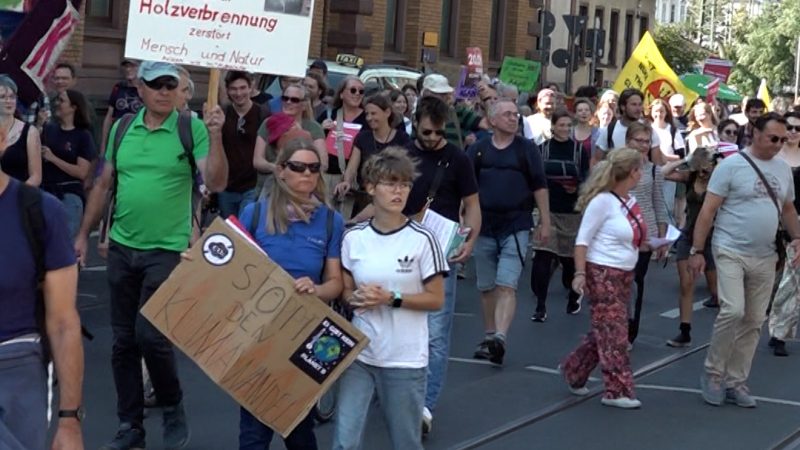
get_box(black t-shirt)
[466,136,547,237]
[403,141,479,222]
[354,128,410,170]
[320,108,368,175]
[222,104,264,192]
[108,82,143,120]
[41,124,97,196]
[540,138,588,214]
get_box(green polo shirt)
[106,109,209,252]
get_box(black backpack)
[18,184,92,363]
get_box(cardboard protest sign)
[141,218,368,437]
[456,47,483,99]
[498,56,541,92]
[124,0,315,76]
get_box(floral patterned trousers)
[769,247,800,341]
[562,262,636,399]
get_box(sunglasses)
[420,129,445,137]
[349,87,365,95]
[722,128,737,136]
[237,116,246,134]
[281,95,304,104]
[284,160,321,174]
[787,125,800,132]
[144,77,179,91]
[768,135,789,144]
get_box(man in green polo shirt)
[74,61,228,450]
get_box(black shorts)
[675,234,715,270]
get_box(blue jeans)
[218,189,257,219]
[333,361,425,450]
[0,341,46,450]
[61,193,83,241]
[239,408,317,450]
[425,269,457,412]
[474,231,530,292]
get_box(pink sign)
[703,58,733,83]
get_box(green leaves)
[652,24,709,76]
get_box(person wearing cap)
[73,60,229,450]
[670,94,689,131]
[523,88,556,145]
[99,59,143,156]
[421,73,486,149]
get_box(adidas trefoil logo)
[396,255,414,273]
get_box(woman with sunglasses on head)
[0,75,41,187]
[717,119,739,145]
[335,94,409,210]
[561,147,645,409]
[333,147,447,450]
[40,89,97,239]
[686,102,719,154]
[625,122,669,346]
[389,89,413,136]
[254,84,326,198]
[661,148,721,347]
[238,138,345,450]
[768,111,800,356]
[530,109,589,322]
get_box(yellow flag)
[757,78,772,111]
[612,31,698,108]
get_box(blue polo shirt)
[0,179,76,343]
[238,200,344,283]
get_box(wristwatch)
[391,291,403,308]
[689,246,704,256]
[58,407,85,422]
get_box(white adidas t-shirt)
[342,220,449,368]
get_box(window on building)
[385,0,406,52]
[624,12,634,61]
[440,0,459,57]
[670,4,676,22]
[86,0,112,21]
[489,0,507,62]
[609,10,619,66]
[578,3,589,57]
[639,15,649,40]
[594,7,605,63]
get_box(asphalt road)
[74,246,800,450]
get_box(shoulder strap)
[18,184,50,361]
[670,124,677,150]
[425,145,453,208]
[609,191,644,248]
[324,208,334,259]
[607,118,617,149]
[514,139,535,191]
[335,109,347,174]
[739,151,782,216]
[472,138,490,183]
[111,113,136,171]
[249,201,262,237]
[177,110,197,177]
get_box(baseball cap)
[310,59,328,75]
[669,94,685,107]
[138,61,180,82]
[423,74,453,94]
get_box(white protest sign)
[125,0,314,76]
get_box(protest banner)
[456,47,483,99]
[703,57,733,83]
[612,31,698,109]
[141,218,368,437]
[124,0,315,78]
[498,56,541,92]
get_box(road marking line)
[449,357,494,366]
[636,384,800,408]
[660,298,709,319]
[82,265,107,272]
[524,365,600,382]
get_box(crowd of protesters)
[4,55,800,450]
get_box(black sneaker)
[768,336,779,348]
[703,296,720,308]
[487,338,506,366]
[566,298,581,315]
[473,340,492,360]
[666,333,691,348]
[100,423,145,450]
[162,402,190,450]
[773,339,789,357]
[531,310,547,322]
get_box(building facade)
[655,0,688,23]
[62,0,656,102]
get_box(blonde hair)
[575,148,642,211]
[266,138,328,234]
[284,84,314,120]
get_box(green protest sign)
[498,57,542,92]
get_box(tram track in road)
[450,342,711,450]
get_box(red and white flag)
[705,78,720,103]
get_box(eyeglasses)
[349,87,365,96]
[420,129,445,137]
[0,93,17,102]
[722,128,737,136]
[631,138,651,145]
[144,77,179,91]
[281,95,304,104]
[767,135,789,144]
[787,125,800,133]
[377,180,413,191]
[501,111,521,119]
[283,160,321,174]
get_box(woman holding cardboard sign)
[333,147,447,450]
[238,138,345,449]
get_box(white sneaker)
[557,365,590,396]
[601,397,642,409]
[422,407,433,435]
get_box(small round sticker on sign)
[202,234,234,266]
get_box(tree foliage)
[653,23,709,75]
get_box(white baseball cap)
[423,74,453,94]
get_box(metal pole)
[540,1,548,86]
[795,36,800,103]
[588,16,599,86]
